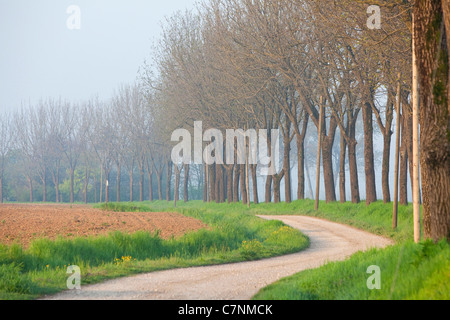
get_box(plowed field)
[0,204,207,248]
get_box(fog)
[0,0,198,113]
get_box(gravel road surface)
[41,215,393,300]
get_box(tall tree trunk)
[415,1,450,241]
[166,160,172,201]
[315,101,324,210]
[348,109,361,204]
[84,166,89,204]
[393,76,402,229]
[273,174,282,203]
[184,164,189,202]
[321,114,338,203]
[105,171,110,204]
[28,176,33,203]
[116,164,121,203]
[203,165,208,202]
[339,126,347,203]
[174,165,180,202]
[139,166,144,202]
[382,131,393,204]
[226,166,233,204]
[129,169,134,202]
[70,168,75,204]
[0,175,3,204]
[399,108,409,206]
[296,114,309,200]
[297,136,306,200]
[251,164,258,205]
[283,134,292,204]
[239,164,247,205]
[42,168,47,203]
[147,167,153,202]
[363,101,377,205]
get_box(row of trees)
[143,0,415,207]
[0,0,414,206]
[1,0,448,241]
[0,88,201,205]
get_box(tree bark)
[0,175,3,204]
[116,164,121,203]
[251,164,258,205]
[28,176,33,203]
[321,116,338,203]
[184,164,189,202]
[415,1,450,241]
[226,165,233,203]
[166,160,172,201]
[70,168,75,204]
[283,134,292,204]
[399,112,409,206]
[362,101,377,205]
[239,164,247,205]
[339,125,347,203]
[348,109,361,204]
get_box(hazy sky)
[0,0,199,113]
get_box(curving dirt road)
[41,215,393,300]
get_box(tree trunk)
[399,107,409,206]
[315,102,324,210]
[70,168,75,204]
[296,114,309,200]
[238,164,246,204]
[321,115,338,203]
[105,171,110,204]
[28,176,33,203]
[297,137,306,201]
[147,167,153,202]
[139,166,144,202]
[273,174,282,203]
[184,164,189,202]
[226,166,233,203]
[382,131,392,204]
[0,175,3,204]
[339,126,347,203]
[415,2,450,241]
[251,164,258,205]
[166,161,172,201]
[348,109,361,204]
[84,166,89,204]
[42,168,47,203]
[129,170,134,202]
[283,134,292,204]
[174,165,180,202]
[203,165,208,202]
[393,76,402,229]
[363,101,377,205]
[265,175,272,203]
[116,164,121,203]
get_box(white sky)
[0,0,199,113]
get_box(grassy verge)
[248,200,450,300]
[0,201,308,300]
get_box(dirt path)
[41,215,393,300]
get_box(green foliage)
[253,240,450,300]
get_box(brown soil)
[0,204,208,248]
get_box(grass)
[246,199,450,300]
[252,239,450,300]
[0,201,309,300]
[1,199,448,300]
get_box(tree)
[414,0,450,241]
[0,112,13,203]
